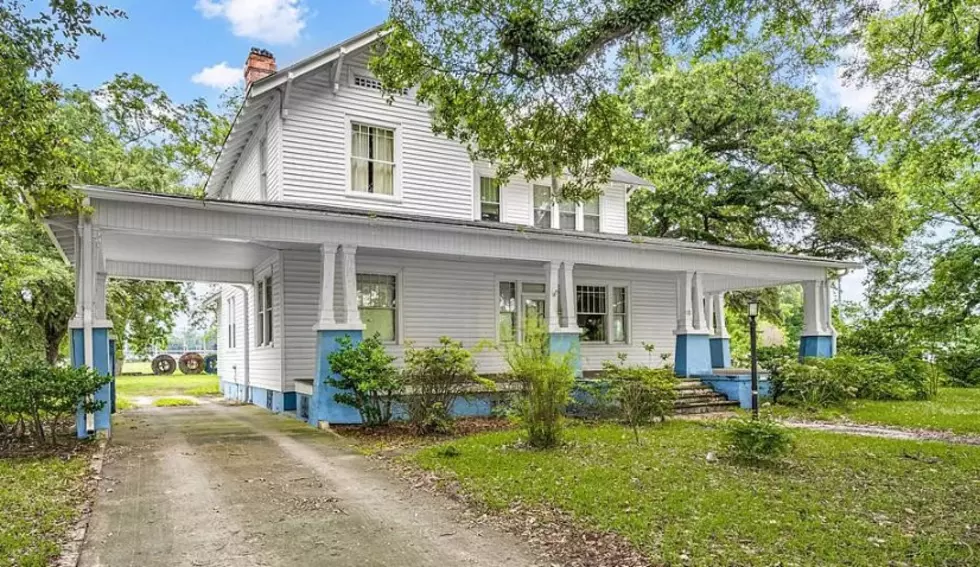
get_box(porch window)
[480,177,501,221]
[612,286,627,343]
[533,185,552,229]
[558,200,576,230]
[498,281,517,341]
[227,297,237,349]
[358,274,397,342]
[576,286,607,342]
[350,123,395,195]
[583,197,600,233]
[256,275,273,347]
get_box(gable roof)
[204,25,653,196]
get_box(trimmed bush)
[325,334,402,426]
[723,417,794,463]
[402,337,494,434]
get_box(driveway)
[79,402,538,567]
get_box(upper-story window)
[583,197,600,233]
[350,123,395,195]
[558,199,576,230]
[480,177,501,221]
[533,185,552,229]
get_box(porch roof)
[46,186,859,288]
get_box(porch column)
[310,243,364,429]
[709,292,731,369]
[549,260,582,377]
[799,280,833,359]
[70,218,113,439]
[674,271,712,377]
[545,261,560,332]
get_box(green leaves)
[325,334,402,426]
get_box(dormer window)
[350,123,395,195]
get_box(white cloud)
[191,62,242,89]
[196,0,307,44]
[814,65,878,115]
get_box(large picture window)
[480,177,501,221]
[358,274,397,342]
[350,123,395,195]
[256,276,273,347]
[533,185,552,229]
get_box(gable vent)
[353,74,408,96]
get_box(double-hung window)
[227,297,237,349]
[532,185,552,229]
[358,274,397,342]
[558,199,576,230]
[256,276,273,347]
[480,177,501,221]
[583,197,600,233]
[350,123,395,195]
[576,285,628,343]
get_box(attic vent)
[353,74,408,96]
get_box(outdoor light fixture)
[748,296,760,419]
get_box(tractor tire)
[179,352,205,375]
[203,354,218,375]
[151,354,177,376]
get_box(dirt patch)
[333,417,515,453]
[783,419,980,445]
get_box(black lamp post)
[748,298,759,419]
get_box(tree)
[372,0,869,200]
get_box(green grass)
[151,397,198,407]
[115,397,135,411]
[414,421,980,566]
[115,374,218,398]
[0,455,89,566]
[121,360,185,377]
[185,383,221,397]
[779,388,980,435]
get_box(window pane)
[265,277,273,308]
[576,286,607,343]
[578,314,606,342]
[613,314,627,343]
[257,311,264,345]
[373,162,394,195]
[498,312,517,342]
[583,198,599,215]
[498,282,516,312]
[583,215,600,233]
[522,283,546,294]
[499,282,516,341]
[534,209,552,229]
[480,177,500,203]
[357,274,396,308]
[559,212,576,230]
[533,185,551,208]
[351,124,395,194]
[363,308,396,342]
[613,287,626,314]
[265,309,273,346]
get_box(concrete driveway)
[79,402,538,567]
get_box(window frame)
[479,176,502,222]
[344,115,402,202]
[255,274,274,348]
[258,135,269,200]
[226,296,237,349]
[526,179,604,233]
[575,282,631,345]
[356,271,402,344]
[495,278,550,343]
[532,184,553,229]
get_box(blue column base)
[71,327,113,439]
[709,337,731,369]
[701,375,772,409]
[799,335,834,359]
[674,333,713,377]
[549,331,582,378]
[313,329,365,426]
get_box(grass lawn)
[115,374,219,398]
[152,397,198,407]
[0,454,89,566]
[415,421,980,566]
[121,360,185,376]
[782,388,980,435]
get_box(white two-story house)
[47,25,854,433]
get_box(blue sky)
[53,1,388,104]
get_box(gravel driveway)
[79,402,539,567]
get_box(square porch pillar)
[547,260,581,377]
[674,271,712,377]
[309,243,365,427]
[70,326,114,438]
[708,292,731,369]
[799,280,834,359]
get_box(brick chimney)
[244,47,276,88]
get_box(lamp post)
[748,298,759,419]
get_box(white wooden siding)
[217,285,247,384]
[278,251,678,378]
[267,111,284,200]
[223,94,281,202]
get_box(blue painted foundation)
[313,329,365,426]
[674,333,713,377]
[709,337,731,369]
[549,331,582,378]
[220,381,296,413]
[699,374,772,409]
[799,335,834,359]
[70,327,113,439]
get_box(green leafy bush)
[503,317,575,449]
[758,345,798,404]
[723,417,794,463]
[325,334,402,426]
[893,356,946,400]
[601,358,677,442]
[779,360,856,408]
[935,346,980,387]
[402,337,494,434]
[0,359,111,445]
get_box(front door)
[521,283,547,339]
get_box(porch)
[46,187,856,435]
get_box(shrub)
[935,346,980,387]
[893,356,946,400]
[0,359,111,446]
[723,417,794,463]
[325,334,402,426]
[601,358,677,442]
[758,345,798,404]
[402,337,494,434]
[503,317,575,449]
[779,360,856,408]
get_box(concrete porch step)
[675,393,730,405]
[674,400,740,415]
